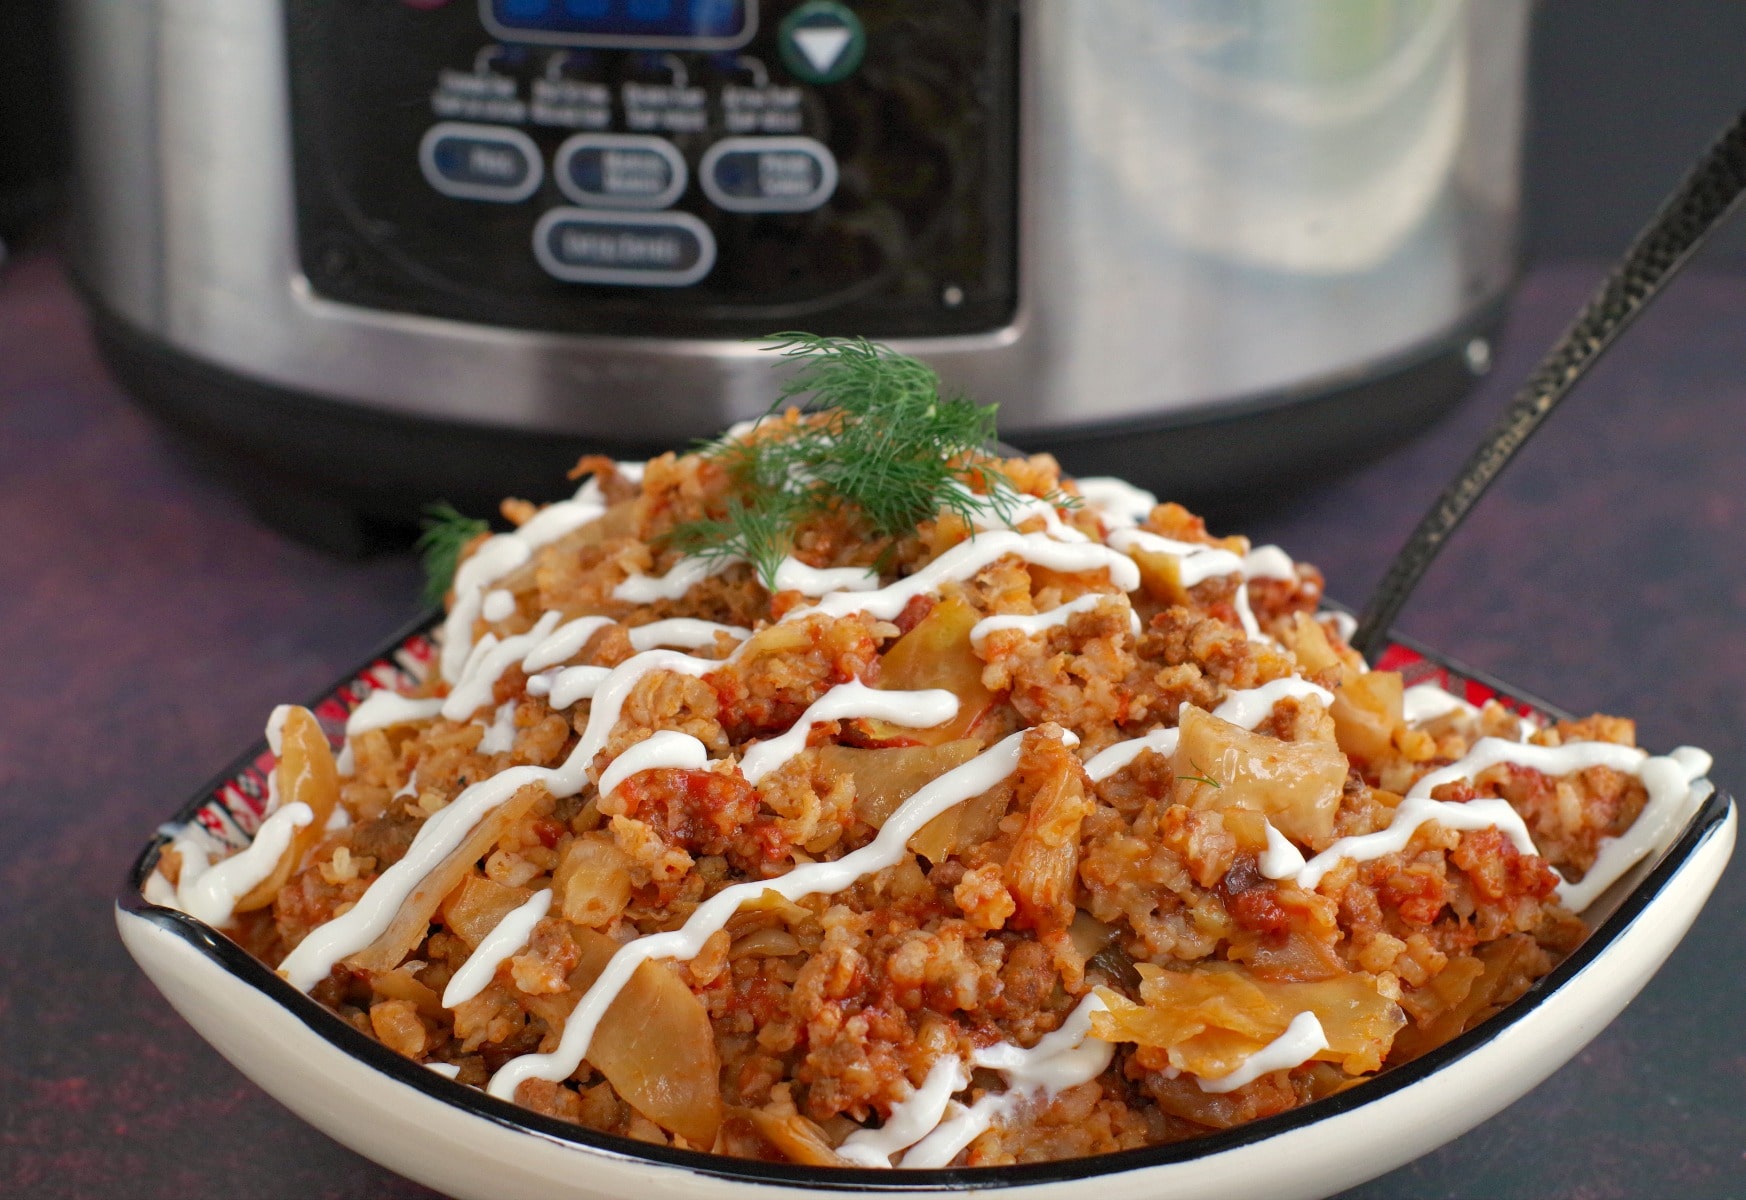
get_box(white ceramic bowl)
[116,623,1737,1200]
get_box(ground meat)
[608,765,760,857]
[710,615,886,743]
[978,595,1143,747]
[206,437,1646,1169]
[1479,761,1648,878]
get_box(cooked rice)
[153,430,1705,1167]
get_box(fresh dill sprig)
[665,334,1044,588]
[1177,759,1223,790]
[417,502,489,607]
[769,332,1025,534]
[662,491,807,579]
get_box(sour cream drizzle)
[1102,527,1293,644]
[1414,738,1710,912]
[1210,677,1335,728]
[442,540,533,683]
[596,730,711,798]
[1108,528,1295,591]
[1083,728,1180,784]
[518,614,620,704]
[441,887,553,1008]
[1560,747,1712,911]
[739,682,961,785]
[968,593,1139,651]
[477,700,518,755]
[1276,796,1539,892]
[1243,545,1297,582]
[278,649,718,991]
[440,478,613,683]
[151,709,320,923]
[346,692,446,738]
[485,730,1066,1101]
[837,1056,970,1168]
[935,480,1089,546]
[521,616,614,673]
[791,531,1141,624]
[626,618,751,652]
[1401,683,1537,741]
[614,555,737,604]
[772,558,881,595]
[1196,1011,1329,1094]
[274,463,1715,1142]
[1401,683,1479,724]
[1072,477,1158,528]
[1232,585,1266,642]
[481,589,516,623]
[897,993,1114,1168]
[1081,678,1335,783]
[544,666,613,709]
[279,764,552,991]
[389,522,1151,1091]
[1260,822,1308,877]
[164,803,313,928]
[265,704,291,754]
[442,612,562,722]
[971,493,1089,544]
[618,555,890,605]
[1264,736,1713,911]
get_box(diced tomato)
[893,594,936,636]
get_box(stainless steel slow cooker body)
[66,0,1527,538]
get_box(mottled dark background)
[4,2,1746,1198]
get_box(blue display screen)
[483,0,752,45]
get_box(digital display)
[480,0,755,48]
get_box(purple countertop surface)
[1,247,1741,1199]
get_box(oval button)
[532,208,717,286]
[418,122,544,202]
[699,136,838,213]
[554,134,688,210]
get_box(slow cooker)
[65,0,1528,550]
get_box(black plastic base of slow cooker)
[89,300,1502,557]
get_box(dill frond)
[767,331,1010,537]
[1177,759,1223,789]
[663,491,805,590]
[417,502,489,607]
[663,333,1058,591]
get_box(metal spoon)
[1350,107,1746,662]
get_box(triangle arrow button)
[779,2,865,83]
[793,26,852,74]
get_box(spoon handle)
[1351,108,1746,662]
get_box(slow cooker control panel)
[284,0,1018,339]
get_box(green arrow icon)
[779,1,865,84]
